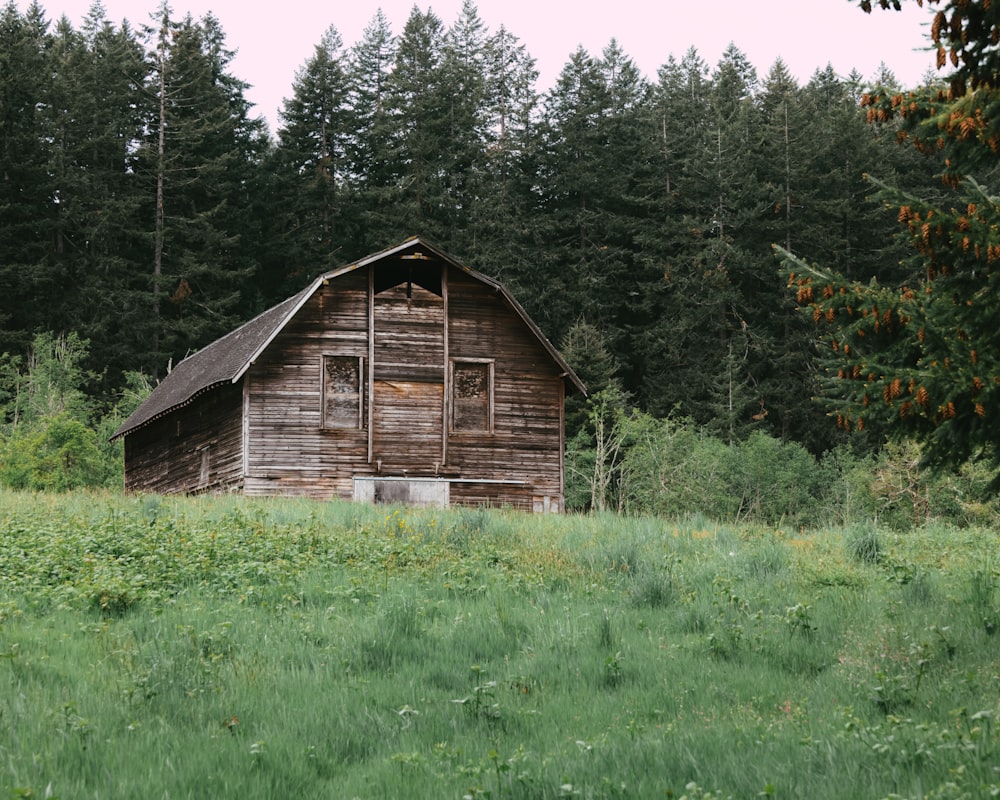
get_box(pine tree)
[378,7,452,241]
[634,49,721,421]
[535,45,651,343]
[758,59,803,255]
[468,24,540,288]
[559,319,620,439]
[785,1,1000,481]
[0,2,56,355]
[750,60,832,446]
[44,6,151,394]
[269,25,353,284]
[139,4,266,374]
[636,47,761,440]
[439,0,490,255]
[344,10,396,253]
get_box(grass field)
[0,490,998,799]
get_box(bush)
[723,431,823,526]
[0,413,107,491]
[567,391,1000,528]
[614,418,825,525]
[868,440,1000,529]
[815,446,878,527]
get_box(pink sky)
[23,0,940,131]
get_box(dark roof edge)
[109,381,230,441]
[109,284,318,441]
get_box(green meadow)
[0,490,997,799]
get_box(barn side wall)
[446,270,566,511]
[243,269,370,499]
[122,381,244,494]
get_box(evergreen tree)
[378,7,453,241]
[268,25,354,289]
[0,2,56,355]
[44,5,151,394]
[634,49,720,421]
[559,319,620,439]
[636,47,762,441]
[794,66,876,277]
[344,10,396,253]
[786,1,1000,481]
[751,60,832,446]
[757,59,803,255]
[439,0,490,255]
[138,4,267,375]
[699,46,764,444]
[468,24,540,288]
[535,42,651,356]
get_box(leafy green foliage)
[567,387,1000,527]
[0,413,105,491]
[0,333,138,491]
[5,332,94,425]
[570,397,831,525]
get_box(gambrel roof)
[112,237,585,441]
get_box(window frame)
[449,358,494,434]
[321,354,366,430]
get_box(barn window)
[322,355,365,429]
[198,444,211,486]
[451,360,493,432]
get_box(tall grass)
[0,490,998,798]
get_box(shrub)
[616,413,729,518]
[722,431,823,526]
[815,446,878,527]
[617,420,824,526]
[0,413,107,491]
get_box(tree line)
[0,0,948,481]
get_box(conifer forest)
[2,0,998,513]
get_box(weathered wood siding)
[122,381,244,494]
[445,270,566,510]
[243,269,369,499]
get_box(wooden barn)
[111,238,585,511]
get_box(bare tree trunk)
[152,15,168,379]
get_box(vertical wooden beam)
[367,266,375,464]
[441,263,450,467]
[558,378,566,511]
[241,374,250,482]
